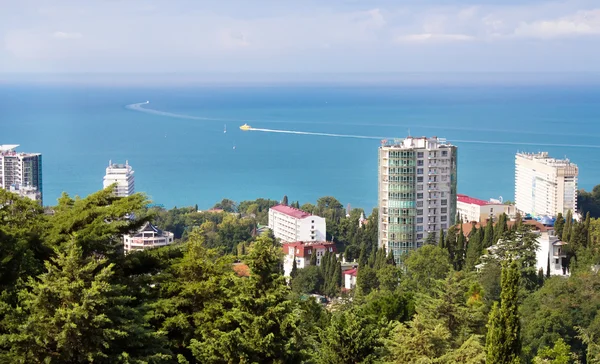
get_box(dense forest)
[1,188,600,363]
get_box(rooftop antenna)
[408,128,411,137]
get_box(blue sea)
[1,81,600,210]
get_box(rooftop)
[457,194,491,207]
[516,152,577,168]
[0,144,19,153]
[270,204,313,219]
[380,136,454,150]
[343,268,358,276]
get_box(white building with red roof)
[268,205,326,243]
[343,268,358,290]
[457,194,514,223]
[282,241,336,277]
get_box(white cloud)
[514,9,600,38]
[395,33,475,42]
[52,31,82,39]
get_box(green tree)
[554,213,565,240]
[282,195,289,206]
[212,198,237,213]
[318,309,380,364]
[46,188,150,259]
[291,266,324,294]
[439,229,445,249]
[425,231,437,245]
[484,220,495,248]
[485,260,521,364]
[0,240,170,363]
[190,233,308,363]
[533,338,573,364]
[495,213,509,244]
[465,226,483,271]
[290,255,299,279]
[404,245,451,293]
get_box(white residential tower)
[0,145,43,204]
[378,136,457,261]
[268,205,326,243]
[515,152,578,217]
[103,160,135,197]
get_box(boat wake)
[247,127,386,140]
[126,102,600,149]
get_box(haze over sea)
[2,74,600,210]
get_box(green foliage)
[555,213,565,240]
[485,260,521,364]
[46,188,150,259]
[0,240,170,363]
[0,189,48,295]
[404,245,451,293]
[465,226,483,271]
[318,308,381,364]
[484,220,495,248]
[212,198,237,213]
[578,185,600,218]
[533,338,573,364]
[291,265,323,294]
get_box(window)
[416,225,423,232]
[441,207,447,214]
[417,201,423,207]
[417,152,424,158]
[441,223,447,229]
[417,217,423,223]
[417,193,423,199]
[417,160,423,166]
[417,233,423,239]
[417,168,423,175]
[441,199,447,206]
[417,184,423,191]
[442,150,448,157]
[312,220,314,223]
[490,208,493,212]
[441,216,447,222]
[417,209,423,216]
[417,177,423,182]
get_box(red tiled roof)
[282,241,336,258]
[343,268,358,277]
[270,205,312,219]
[457,194,490,207]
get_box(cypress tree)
[563,210,573,242]
[484,220,495,248]
[554,213,565,239]
[310,251,317,266]
[494,213,508,243]
[374,247,386,270]
[485,260,521,363]
[386,248,396,266]
[455,224,465,271]
[546,255,551,278]
[290,256,298,279]
[465,227,483,271]
[438,229,445,248]
[282,195,289,206]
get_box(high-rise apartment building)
[0,145,43,204]
[515,152,578,217]
[378,137,457,261]
[103,160,135,197]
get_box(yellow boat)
[240,123,251,131]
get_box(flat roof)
[0,144,20,152]
[271,205,313,219]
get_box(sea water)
[1,83,599,210]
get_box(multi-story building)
[103,160,135,197]
[123,222,174,254]
[268,205,326,243]
[378,136,457,260]
[282,241,336,277]
[457,194,515,223]
[0,145,43,204]
[515,152,578,217]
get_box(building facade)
[378,136,457,260]
[123,222,174,254]
[268,205,326,243]
[282,241,336,277]
[457,194,514,223]
[103,160,135,197]
[343,268,358,290]
[536,231,569,276]
[0,145,43,204]
[515,152,578,217]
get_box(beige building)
[378,136,457,261]
[515,152,578,217]
[457,194,515,223]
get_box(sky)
[1,0,600,75]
